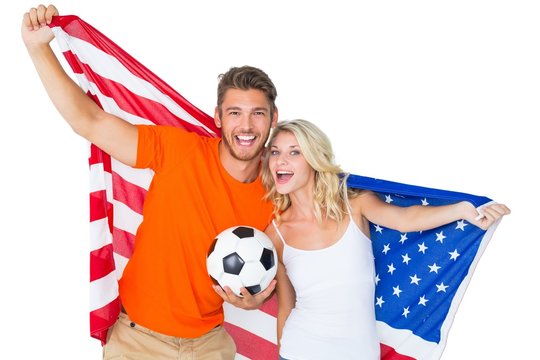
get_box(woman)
[261,119,510,360]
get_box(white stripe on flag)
[89,162,110,193]
[234,354,250,360]
[113,252,129,280]
[89,218,113,253]
[89,271,119,312]
[112,158,154,191]
[224,303,277,344]
[376,320,437,359]
[112,200,143,235]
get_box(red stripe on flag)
[112,227,135,259]
[112,173,146,215]
[223,322,277,360]
[90,189,111,223]
[89,145,112,173]
[90,244,115,282]
[61,50,83,74]
[380,343,416,360]
[90,296,121,345]
[259,293,278,317]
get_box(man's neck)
[218,143,261,183]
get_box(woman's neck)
[285,189,316,222]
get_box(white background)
[2,1,538,359]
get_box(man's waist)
[119,304,223,337]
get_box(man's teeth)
[237,135,255,141]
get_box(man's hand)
[21,4,58,48]
[213,280,277,310]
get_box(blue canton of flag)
[371,194,484,343]
[347,174,497,359]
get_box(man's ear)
[214,106,222,128]
[271,107,279,128]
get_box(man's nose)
[238,114,253,130]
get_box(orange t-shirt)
[119,125,273,338]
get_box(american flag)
[49,15,501,360]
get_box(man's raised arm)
[21,4,138,167]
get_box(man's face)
[215,88,277,161]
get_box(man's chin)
[231,148,261,161]
[235,154,259,162]
[230,142,263,159]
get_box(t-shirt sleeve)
[135,125,199,171]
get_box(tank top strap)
[271,219,287,246]
[341,176,354,222]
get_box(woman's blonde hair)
[261,119,350,223]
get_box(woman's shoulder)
[264,219,277,235]
[264,219,281,244]
[264,219,287,256]
[348,188,377,203]
[348,189,385,215]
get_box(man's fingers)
[22,12,32,30]
[27,8,39,30]
[23,5,58,30]
[257,279,277,298]
[212,285,227,299]
[45,4,59,24]
[238,287,254,300]
[213,281,276,309]
[36,5,48,26]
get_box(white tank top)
[273,214,379,360]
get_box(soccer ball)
[207,225,277,296]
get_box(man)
[22,4,277,359]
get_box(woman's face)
[268,131,315,195]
